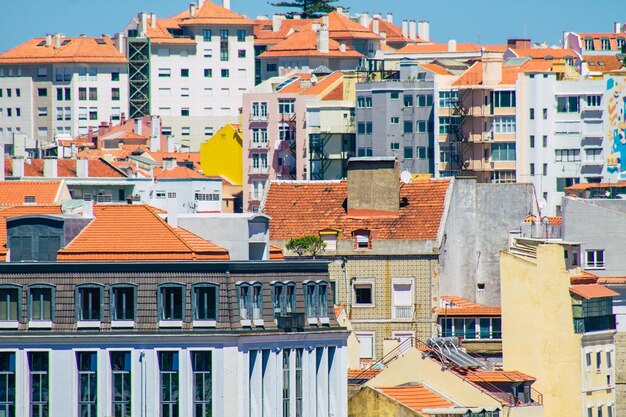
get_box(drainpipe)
[341,256,350,316]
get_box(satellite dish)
[400,170,412,184]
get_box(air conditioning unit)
[276,313,305,332]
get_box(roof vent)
[24,195,36,204]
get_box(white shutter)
[393,283,412,306]
[357,333,374,359]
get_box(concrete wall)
[440,179,535,306]
[347,158,399,213]
[348,386,418,417]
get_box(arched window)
[237,282,263,321]
[192,283,219,321]
[75,284,104,322]
[0,284,22,322]
[157,283,186,322]
[110,283,137,322]
[271,281,296,317]
[28,284,55,322]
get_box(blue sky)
[0,0,622,53]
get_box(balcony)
[248,192,262,202]
[249,141,269,150]
[573,314,616,333]
[393,306,413,320]
[250,166,269,175]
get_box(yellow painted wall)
[348,387,419,417]
[501,245,582,417]
[199,124,243,186]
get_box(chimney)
[115,32,125,55]
[12,158,24,178]
[380,32,387,44]
[76,158,89,178]
[44,158,58,178]
[0,145,4,181]
[54,33,62,49]
[615,22,621,34]
[167,136,176,153]
[293,15,301,20]
[198,0,206,7]
[482,50,503,85]
[401,20,409,39]
[418,21,430,41]
[120,112,126,125]
[336,6,344,16]
[189,3,196,17]
[150,13,157,28]
[448,39,457,52]
[339,43,346,52]
[139,12,148,37]
[222,0,230,10]
[372,12,381,20]
[408,20,416,40]
[272,14,285,32]
[82,200,94,219]
[507,38,531,49]
[150,115,161,152]
[163,157,177,171]
[317,26,329,54]
[45,34,52,47]
[322,15,329,27]
[372,18,380,34]
[359,13,369,28]
[386,13,393,24]
[134,118,143,136]
[347,157,400,215]
[167,197,178,228]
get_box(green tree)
[269,0,340,19]
[286,235,326,258]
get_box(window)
[295,348,303,416]
[417,121,427,133]
[238,282,263,321]
[354,230,370,249]
[110,351,132,417]
[282,350,290,417]
[158,68,171,77]
[37,67,47,77]
[111,285,136,321]
[179,68,189,78]
[491,143,516,161]
[89,108,97,120]
[555,149,580,162]
[492,90,516,107]
[192,351,212,417]
[390,117,399,124]
[251,101,268,119]
[238,49,246,58]
[37,107,47,116]
[203,48,213,58]
[586,250,605,269]
[353,281,373,306]
[159,351,179,417]
[220,29,229,61]
[181,88,190,97]
[556,177,579,192]
[304,281,328,319]
[112,88,120,101]
[181,107,190,116]
[586,352,592,370]
[404,146,413,159]
[607,351,612,369]
[390,91,399,100]
[356,332,374,359]
[542,135,548,147]
[542,163,548,176]
[204,68,212,77]
[158,284,185,321]
[56,88,63,101]
[403,95,413,107]
[403,121,413,134]
[356,97,366,108]
[77,352,97,417]
[237,29,246,42]
[357,147,373,157]
[29,351,48,417]
[278,99,295,115]
[29,285,54,322]
[439,116,459,134]
[493,116,516,133]
[272,282,296,316]
[438,91,458,108]
[76,285,102,321]
[88,87,97,100]
[417,146,427,159]
[79,107,87,120]
[203,29,212,41]
[0,352,15,417]
[543,108,548,119]
[0,285,19,323]
[266,63,277,72]
[111,71,120,81]
[530,163,535,176]
[192,284,218,321]
[556,96,580,113]
[5,89,10,98]
[79,87,87,100]
[529,108,534,120]
[390,142,400,150]
[596,351,602,371]
[37,88,47,97]
[393,280,413,319]
[64,87,71,100]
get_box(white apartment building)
[516,72,608,216]
[122,0,255,151]
[0,34,128,151]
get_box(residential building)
[200,123,243,186]
[355,59,436,174]
[242,71,356,211]
[0,34,128,147]
[264,158,452,361]
[0,180,70,206]
[501,241,617,417]
[564,24,626,56]
[121,0,256,150]
[0,257,347,417]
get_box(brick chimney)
[347,157,400,216]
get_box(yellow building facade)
[501,244,616,417]
[199,124,243,186]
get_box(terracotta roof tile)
[347,369,381,380]
[173,0,255,26]
[0,205,63,261]
[57,205,229,262]
[264,179,450,241]
[0,181,63,206]
[254,18,313,46]
[438,295,501,316]
[153,166,207,179]
[565,181,626,191]
[369,19,421,44]
[5,159,125,178]
[377,385,453,413]
[0,37,126,64]
[318,11,381,40]
[453,61,483,86]
[523,215,562,225]
[597,276,626,285]
[269,244,285,260]
[570,284,619,299]
[510,47,578,60]
[420,63,451,76]
[584,55,624,72]
[259,28,362,58]
[463,370,536,383]
[397,43,483,54]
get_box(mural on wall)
[607,77,626,178]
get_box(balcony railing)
[393,306,413,319]
[250,166,269,174]
[250,141,269,150]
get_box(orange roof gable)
[153,166,207,179]
[584,55,624,72]
[319,11,381,40]
[438,295,501,316]
[453,61,483,86]
[0,37,126,64]
[377,385,453,413]
[511,47,577,60]
[570,284,619,300]
[0,181,63,206]
[420,63,451,76]
[264,179,450,241]
[57,205,229,262]
[369,19,420,44]
[174,0,255,26]
[464,370,536,383]
[259,28,363,58]
[254,18,313,46]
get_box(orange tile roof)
[463,370,536,383]
[57,205,229,262]
[578,33,625,51]
[254,18,313,46]
[510,47,578,60]
[523,215,562,225]
[334,305,344,317]
[0,37,126,64]
[565,181,626,192]
[5,159,125,178]
[570,284,619,300]
[264,179,450,241]
[269,244,285,260]
[0,205,64,261]
[438,295,501,316]
[397,43,483,54]
[377,385,453,413]
[570,270,599,285]
[0,181,63,206]
[153,166,207,179]
[369,19,419,44]
[142,18,196,45]
[302,72,344,96]
[597,276,626,285]
[453,61,483,86]
[420,63,451,76]
[259,28,363,58]
[173,0,256,26]
[584,55,624,72]
[318,11,381,40]
[347,369,381,380]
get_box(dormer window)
[584,37,595,51]
[319,229,339,251]
[304,281,329,323]
[158,283,185,325]
[24,195,36,204]
[272,281,296,316]
[75,284,103,327]
[353,230,371,250]
[0,285,21,325]
[601,37,610,50]
[238,282,263,324]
